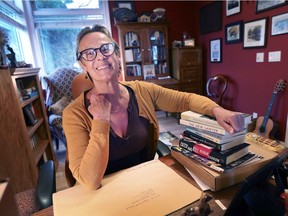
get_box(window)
[0,0,33,67]
[30,0,111,75]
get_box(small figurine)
[185,193,213,216]
[6,45,18,68]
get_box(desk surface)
[33,155,239,216]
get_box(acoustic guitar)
[253,79,286,138]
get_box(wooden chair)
[206,75,228,106]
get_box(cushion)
[49,96,71,116]
[15,188,39,216]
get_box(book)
[181,110,252,128]
[171,145,259,173]
[180,118,235,135]
[179,137,250,165]
[182,130,245,151]
[185,126,246,144]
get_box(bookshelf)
[0,67,57,194]
[116,22,170,81]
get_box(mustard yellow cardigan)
[63,81,218,188]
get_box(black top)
[85,86,150,175]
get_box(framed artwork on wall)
[271,12,288,36]
[243,18,267,48]
[256,0,287,13]
[225,21,243,44]
[200,1,222,35]
[226,0,241,16]
[210,38,222,63]
[116,1,135,11]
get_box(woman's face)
[78,32,120,82]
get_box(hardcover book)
[180,118,227,135]
[185,126,246,144]
[171,146,259,173]
[181,110,252,128]
[178,138,250,165]
[182,130,245,151]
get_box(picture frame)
[243,18,267,48]
[225,21,243,44]
[271,12,288,36]
[200,1,222,35]
[210,38,222,63]
[143,64,156,80]
[256,0,287,13]
[183,38,195,47]
[116,1,135,11]
[226,0,241,16]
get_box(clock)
[183,38,195,47]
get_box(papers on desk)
[53,160,202,216]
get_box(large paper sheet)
[53,160,202,216]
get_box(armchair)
[42,67,80,149]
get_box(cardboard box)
[171,142,278,191]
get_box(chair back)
[37,160,56,210]
[72,73,94,99]
[206,75,227,105]
[42,67,80,107]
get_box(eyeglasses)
[77,43,115,61]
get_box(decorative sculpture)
[6,45,18,68]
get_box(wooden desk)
[33,155,239,216]
[145,78,180,90]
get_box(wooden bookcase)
[0,67,57,194]
[172,47,203,94]
[116,22,170,81]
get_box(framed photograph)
[256,0,287,13]
[225,21,243,44]
[143,64,156,80]
[226,0,241,16]
[271,12,288,36]
[183,38,195,47]
[116,1,135,11]
[243,18,267,48]
[210,38,222,63]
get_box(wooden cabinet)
[116,22,170,81]
[172,47,203,94]
[0,67,57,194]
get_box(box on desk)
[171,142,278,191]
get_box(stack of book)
[172,110,256,173]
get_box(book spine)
[182,130,223,150]
[180,119,227,135]
[171,146,225,173]
[181,112,221,129]
[185,127,223,143]
[179,139,225,164]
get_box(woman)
[63,24,245,190]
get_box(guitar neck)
[261,92,277,128]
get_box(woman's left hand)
[212,106,246,134]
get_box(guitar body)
[253,116,275,138]
[253,79,286,139]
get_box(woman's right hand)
[88,94,111,122]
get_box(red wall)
[109,1,288,141]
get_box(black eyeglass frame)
[77,43,116,61]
